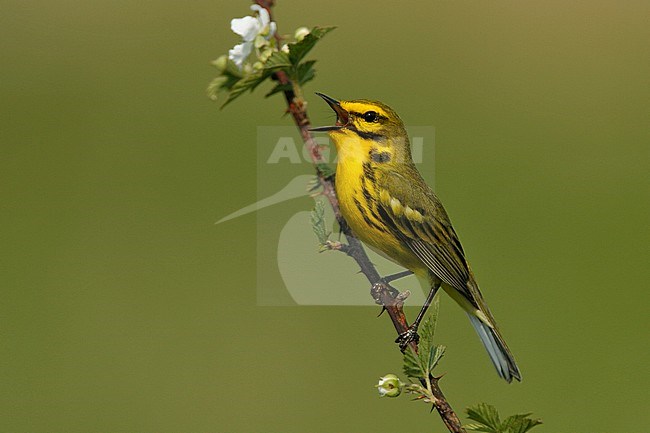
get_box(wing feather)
[377,170,477,305]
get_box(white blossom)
[228,5,277,69]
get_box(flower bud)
[258,47,273,62]
[376,374,402,397]
[294,27,310,42]
[211,55,228,72]
[280,44,289,54]
[206,76,227,101]
[254,34,268,49]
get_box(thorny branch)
[254,1,465,431]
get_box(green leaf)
[417,296,439,353]
[265,60,319,97]
[288,26,336,65]
[263,51,292,72]
[466,404,542,433]
[402,347,423,378]
[428,345,446,372]
[311,199,330,246]
[412,296,443,376]
[221,73,266,108]
[418,301,436,353]
[261,52,292,98]
[502,414,542,433]
[464,424,496,433]
[295,59,317,84]
[423,293,440,340]
[221,52,288,106]
[466,403,502,433]
[206,76,228,101]
[207,73,241,101]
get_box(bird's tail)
[467,313,522,383]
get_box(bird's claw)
[395,326,420,351]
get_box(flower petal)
[228,42,253,68]
[230,16,260,41]
[257,7,270,27]
[268,22,277,38]
[250,5,271,27]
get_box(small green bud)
[211,55,228,72]
[258,47,274,62]
[376,374,403,397]
[206,76,228,101]
[252,61,263,71]
[294,26,310,41]
[280,43,289,54]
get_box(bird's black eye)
[362,111,378,123]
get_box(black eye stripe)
[350,111,386,122]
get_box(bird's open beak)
[309,92,349,131]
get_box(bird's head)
[311,93,412,164]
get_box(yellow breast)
[334,148,428,277]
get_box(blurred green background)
[1,0,648,431]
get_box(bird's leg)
[382,270,414,283]
[395,281,441,351]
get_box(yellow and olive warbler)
[312,93,521,383]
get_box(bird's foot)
[395,326,420,351]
